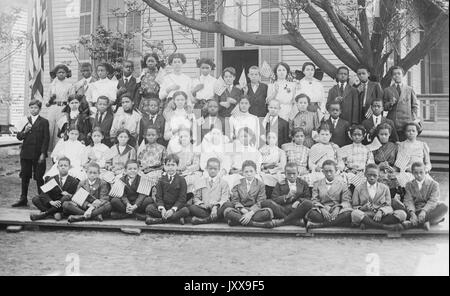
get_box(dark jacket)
[120,174,147,207]
[139,113,167,147]
[43,174,79,201]
[356,81,383,121]
[327,83,361,125]
[90,111,114,147]
[271,178,311,205]
[324,117,351,147]
[200,115,227,141]
[260,115,290,148]
[215,86,243,118]
[247,83,268,118]
[155,174,187,209]
[117,76,141,109]
[17,115,49,160]
[361,116,399,145]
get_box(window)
[421,31,449,94]
[200,0,215,48]
[261,0,280,35]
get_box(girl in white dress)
[229,97,260,142]
[82,127,110,169]
[45,127,86,180]
[259,132,287,187]
[160,53,193,109]
[297,62,326,120]
[267,62,296,121]
[85,63,118,108]
[192,58,217,113]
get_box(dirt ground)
[0,146,448,276]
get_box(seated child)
[323,100,351,147]
[189,157,232,225]
[137,127,166,188]
[402,162,448,230]
[138,96,167,147]
[63,162,112,223]
[145,154,190,224]
[340,125,374,187]
[351,164,407,231]
[281,128,309,176]
[164,91,197,147]
[45,127,86,181]
[229,96,260,141]
[223,160,274,228]
[361,99,398,145]
[104,129,137,181]
[30,157,79,221]
[82,127,110,169]
[90,96,114,147]
[200,127,231,176]
[306,160,353,229]
[110,94,142,147]
[259,131,287,187]
[199,100,226,141]
[109,160,153,219]
[261,162,313,227]
[289,94,320,148]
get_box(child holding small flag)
[109,160,153,219]
[215,67,242,118]
[191,58,217,114]
[30,157,79,221]
[137,127,166,189]
[63,162,112,223]
[282,128,310,176]
[356,65,383,123]
[104,129,137,180]
[245,66,268,118]
[361,99,398,145]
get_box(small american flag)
[394,153,410,172]
[238,67,247,89]
[396,172,414,187]
[349,172,366,187]
[71,187,90,207]
[100,170,115,184]
[366,137,382,152]
[109,179,125,198]
[40,178,59,193]
[137,176,153,195]
[309,149,327,165]
[214,76,227,96]
[365,108,373,119]
[260,61,274,79]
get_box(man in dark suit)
[356,65,383,122]
[260,99,289,147]
[145,154,190,224]
[90,96,114,147]
[30,157,79,221]
[323,101,351,147]
[362,99,399,144]
[12,100,50,207]
[116,60,141,111]
[139,96,167,146]
[327,66,361,125]
[245,66,268,118]
[200,100,227,141]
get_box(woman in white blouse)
[191,58,217,113]
[267,62,296,121]
[297,62,326,121]
[85,63,118,107]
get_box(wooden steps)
[0,208,448,238]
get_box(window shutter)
[261,11,279,35]
[200,0,215,48]
[261,48,279,68]
[261,0,279,10]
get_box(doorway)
[222,49,259,85]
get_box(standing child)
[282,128,309,176]
[72,62,96,97]
[397,122,432,174]
[402,162,448,230]
[216,67,242,118]
[30,157,79,221]
[199,99,226,141]
[58,94,91,144]
[85,63,118,108]
[259,132,287,187]
[110,94,141,147]
[189,157,232,225]
[297,62,326,117]
[261,162,313,227]
[383,66,419,141]
[105,129,137,180]
[159,53,193,107]
[351,164,406,231]
[229,96,260,141]
[109,160,153,219]
[138,96,166,147]
[137,127,166,188]
[12,100,50,207]
[224,160,274,228]
[191,58,217,114]
[117,60,141,111]
[266,62,296,121]
[327,66,360,125]
[245,66,268,118]
[289,94,320,148]
[323,101,351,147]
[144,154,190,224]
[260,99,290,148]
[90,96,114,147]
[306,160,353,229]
[356,65,383,122]
[361,99,398,145]
[63,162,112,223]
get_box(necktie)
[98,113,103,124]
[333,119,337,128]
[124,78,128,85]
[374,117,378,126]
[339,83,344,96]
[150,115,155,124]
[169,176,173,183]
[83,80,88,91]
[396,84,401,96]
[266,120,270,134]
[362,83,367,106]
[59,176,65,187]
[209,179,214,187]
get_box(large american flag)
[29,0,47,101]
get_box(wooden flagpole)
[46,0,55,72]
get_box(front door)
[222,49,259,85]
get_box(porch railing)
[418,94,449,123]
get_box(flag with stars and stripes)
[28,0,47,101]
[137,175,153,196]
[109,179,125,198]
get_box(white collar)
[331,117,339,122]
[325,179,334,185]
[246,178,254,184]
[416,179,425,186]
[209,176,218,183]
[338,82,347,87]
[123,75,132,80]
[88,179,97,186]
[373,114,382,119]
[367,182,377,188]
[30,114,39,122]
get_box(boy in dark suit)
[199,100,226,141]
[30,157,79,221]
[216,67,243,118]
[116,60,141,111]
[109,160,153,219]
[245,66,268,118]
[223,160,274,228]
[139,96,167,146]
[145,154,190,224]
[323,101,351,147]
[261,162,313,227]
[356,65,383,121]
[383,66,419,141]
[327,66,360,125]
[90,96,114,147]
[361,99,399,144]
[13,100,50,207]
[260,99,289,148]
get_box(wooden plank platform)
[0,208,448,237]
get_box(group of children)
[12,53,447,231]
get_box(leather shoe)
[145,217,163,225]
[68,215,85,223]
[30,212,47,221]
[12,198,28,207]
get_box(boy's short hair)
[390,65,404,75]
[58,156,71,166]
[97,96,109,104]
[357,65,370,72]
[365,163,379,172]
[317,122,331,133]
[376,123,392,135]
[327,100,341,111]
[411,161,425,172]
[123,60,134,68]
[86,162,101,172]
[290,127,305,138]
[285,162,298,171]
[295,93,311,104]
[168,52,186,65]
[165,154,180,165]
[120,93,133,101]
[337,66,349,74]
[125,159,138,169]
[145,126,159,137]
[223,67,236,77]
[349,124,366,135]
[29,99,42,109]
[80,62,93,70]
[248,65,259,72]
[206,157,221,168]
[115,128,131,140]
[371,98,383,106]
[242,160,257,171]
[146,96,161,105]
[322,159,337,169]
